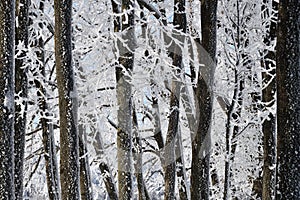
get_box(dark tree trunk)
[0,0,15,198]
[164,0,186,199]
[276,0,300,198]
[175,130,188,200]
[260,1,278,199]
[99,162,118,200]
[191,0,217,199]
[115,0,135,198]
[54,0,80,199]
[14,0,29,199]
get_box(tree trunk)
[164,0,186,199]
[79,125,93,200]
[0,0,15,198]
[175,128,188,200]
[14,0,29,199]
[132,108,150,200]
[276,0,300,198]
[54,0,80,199]
[115,0,135,198]
[260,1,278,199]
[191,0,217,199]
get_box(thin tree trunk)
[132,108,150,200]
[14,0,29,199]
[89,115,118,199]
[276,0,300,198]
[34,2,61,199]
[99,162,118,200]
[79,125,93,200]
[74,42,93,200]
[191,0,217,199]
[260,1,278,199]
[223,1,247,199]
[175,127,188,200]
[0,0,15,198]
[150,86,165,168]
[163,0,186,199]
[54,0,80,198]
[95,128,118,200]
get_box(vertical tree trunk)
[54,0,80,199]
[0,0,15,198]
[164,0,186,199]
[276,0,300,198]
[260,1,278,199]
[116,0,135,198]
[191,0,217,199]
[79,125,93,200]
[175,128,188,200]
[14,0,29,199]
[132,108,150,200]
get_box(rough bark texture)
[115,0,135,198]
[164,0,186,198]
[0,0,15,199]
[14,0,29,199]
[276,0,300,199]
[191,0,217,199]
[260,1,278,199]
[54,0,80,199]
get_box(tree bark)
[115,0,135,198]
[54,0,80,199]
[191,0,217,199]
[164,0,186,199]
[0,0,15,198]
[276,0,300,198]
[14,0,29,199]
[260,1,278,199]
